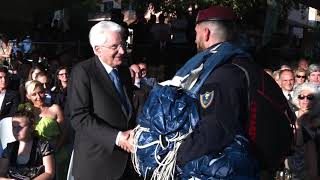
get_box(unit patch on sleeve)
[200,90,214,109]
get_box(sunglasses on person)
[296,75,306,78]
[297,94,314,100]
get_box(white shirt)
[98,59,123,146]
[0,90,6,109]
[282,90,293,101]
[99,59,113,74]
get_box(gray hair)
[89,21,123,49]
[307,64,320,76]
[292,82,319,108]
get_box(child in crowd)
[0,104,55,180]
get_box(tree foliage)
[124,0,299,18]
[160,0,261,15]
[80,0,301,18]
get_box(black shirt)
[0,137,54,178]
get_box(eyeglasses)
[296,75,306,79]
[297,94,314,100]
[100,42,127,51]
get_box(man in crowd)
[130,64,142,88]
[138,62,157,87]
[35,71,53,105]
[175,6,258,178]
[0,67,19,120]
[68,21,134,179]
[129,64,150,116]
[279,69,295,101]
[297,57,309,71]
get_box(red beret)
[196,6,236,23]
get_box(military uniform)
[174,7,261,178]
[177,56,249,166]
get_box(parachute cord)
[150,131,191,180]
[132,125,193,180]
[132,125,150,176]
[150,140,182,180]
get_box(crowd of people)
[0,4,319,180]
[264,59,320,179]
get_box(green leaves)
[18,102,34,113]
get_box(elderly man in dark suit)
[0,67,19,120]
[68,21,134,180]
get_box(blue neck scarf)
[175,42,251,95]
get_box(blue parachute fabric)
[135,42,258,179]
[137,85,199,134]
[136,85,200,175]
[177,136,259,180]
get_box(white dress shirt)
[0,90,6,109]
[282,90,293,101]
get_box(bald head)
[279,69,295,92]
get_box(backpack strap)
[232,62,252,133]
[232,63,251,113]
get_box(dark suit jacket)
[131,85,147,129]
[68,56,133,180]
[132,84,151,122]
[0,90,19,120]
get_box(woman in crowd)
[51,66,74,153]
[19,66,43,103]
[294,68,307,87]
[307,64,320,85]
[51,66,68,110]
[289,82,320,179]
[0,106,55,180]
[27,66,43,81]
[293,83,318,119]
[25,80,68,180]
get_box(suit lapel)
[117,66,133,120]
[0,91,9,113]
[94,57,132,120]
[122,85,132,120]
[94,57,119,103]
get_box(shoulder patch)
[200,90,214,109]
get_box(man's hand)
[118,130,134,153]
